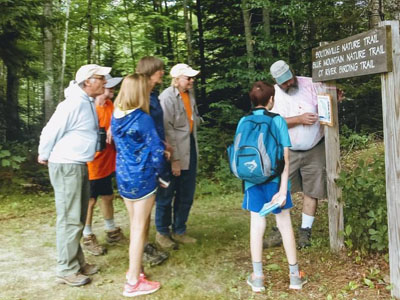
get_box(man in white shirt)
[38,64,111,286]
[264,60,326,249]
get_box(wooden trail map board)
[312,26,392,81]
[311,21,400,299]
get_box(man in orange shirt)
[83,74,124,255]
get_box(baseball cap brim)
[105,77,123,88]
[275,69,293,85]
[93,66,112,76]
[181,69,200,77]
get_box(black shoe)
[297,227,312,249]
[142,243,169,266]
[263,226,282,248]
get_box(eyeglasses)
[182,76,195,81]
[90,75,105,80]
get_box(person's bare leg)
[302,194,317,217]
[275,209,297,265]
[99,194,114,220]
[85,198,97,227]
[125,195,155,284]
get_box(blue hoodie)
[111,108,165,199]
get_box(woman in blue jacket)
[111,73,167,297]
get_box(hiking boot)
[297,227,312,249]
[142,243,169,266]
[263,226,282,248]
[106,227,125,244]
[172,233,197,244]
[122,278,160,297]
[289,271,307,290]
[246,274,265,292]
[155,232,177,250]
[80,263,99,276]
[83,234,107,256]
[56,272,90,287]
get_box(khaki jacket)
[159,86,200,170]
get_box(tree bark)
[196,0,206,103]
[262,6,272,63]
[163,0,174,62]
[123,0,135,68]
[5,63,21,140]
[59,0,71,102]
[369,0,384,28]
[43,0,54,122]
[184,0,193,65]
[87,0,94,63]
[242,0,254,72]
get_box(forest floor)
[0,144,394,300]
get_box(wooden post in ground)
[379,20,400,299]
[322,81,344,253]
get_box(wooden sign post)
[379,20,400,299]
[312,20,400,299]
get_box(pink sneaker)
[125,271,147,280]
[123,278,160,297]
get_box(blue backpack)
[227,109,285,184]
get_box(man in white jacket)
[38,64,111,287]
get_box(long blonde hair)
[114,73,151,113]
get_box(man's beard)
[282,77,299,95]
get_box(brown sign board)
[312,26,392,82]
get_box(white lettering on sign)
[363,34,379,46]
[315,45,341,59]
[323,55,344,66]
[325,67,337,75]
[360,60,375,70]
[339,63,359,73]
[346,49,366,61]
[369,45,385,56]
[341,39,361,51]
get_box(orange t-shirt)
[180,91,193,133]
[87,99,116,180]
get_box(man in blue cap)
[265,60,326,249]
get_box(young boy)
[240,81,307,292]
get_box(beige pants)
[289,141,327,199]
[48,163,90,276]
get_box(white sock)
[301,213,314,229]
[83,225,93,236]
[104,218,116,231]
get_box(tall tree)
[87,0,94,63]
[59,0,71,102]
[184,0,194,65]
[43,0,54,122]
[369,0,384,28]
[242,0,255,73]
[195,0,206,103]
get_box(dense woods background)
[1,0,399,143]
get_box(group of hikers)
[38,56,327,297]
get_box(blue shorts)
[242,182,293,214]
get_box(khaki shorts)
[289,140,326,199]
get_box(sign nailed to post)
[312,26,392,82]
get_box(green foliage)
[197,101,244,192]
[339,125,376,154]
[0,144,25,170]
[337,152,387,252]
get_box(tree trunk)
[163,0,174,62]
[369,0,384,28]
[5,64,21,140]
[196,0,206,103]
[123,0,135,68]
[59,0,71,102]
[262,6,271,59]
[241,0,254,72]
[184,0,193,65]
[87,0,93,63]
[43,0,54,122]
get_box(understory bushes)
[337,135,387,252]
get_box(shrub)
[337,151,387,252]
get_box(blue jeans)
[155,135,197,235]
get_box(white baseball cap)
[104,74,123,88]
[270,60,293,85]
[170,63,199,78]
[75,64,111,84]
